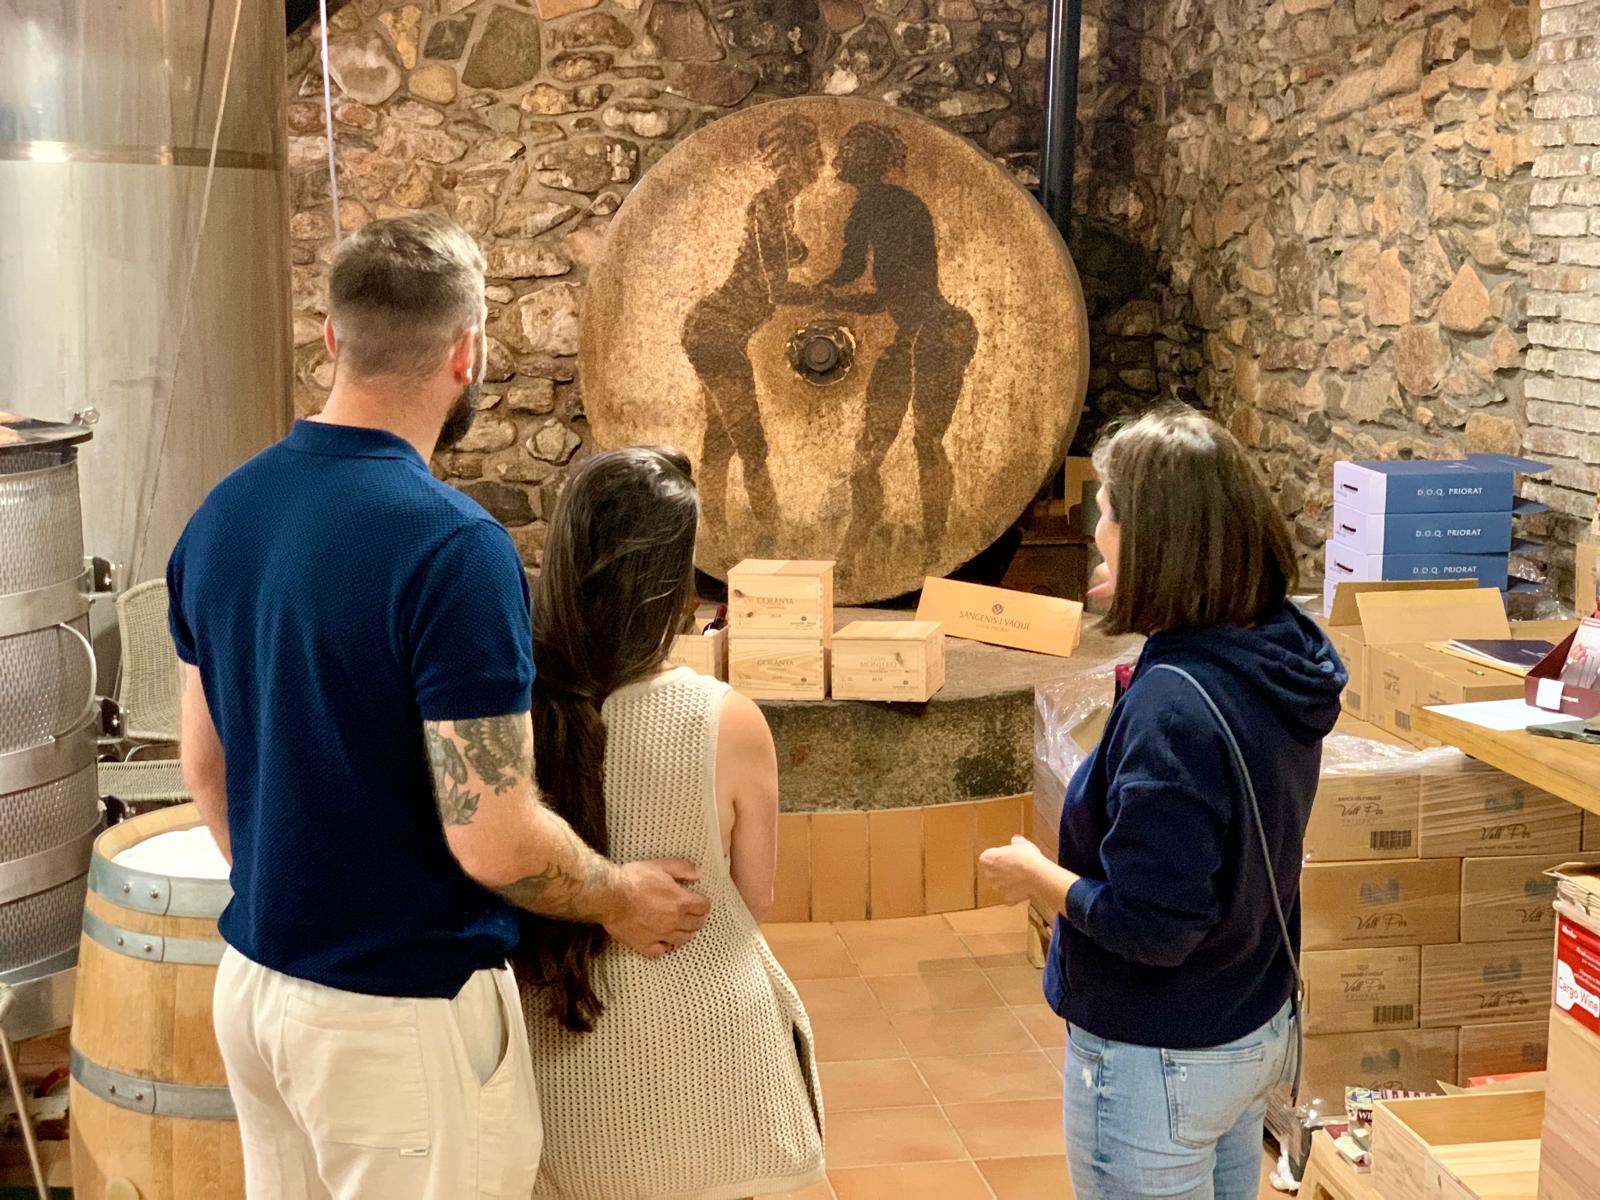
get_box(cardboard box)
[1540,1010,1600,1200]
[831,620,945,702]
[1302,947,1421,1035]
[916,577,1083,657]
[670,623,727,680]
[727,560,834,642]
[1332,503,1515,556]
[1366,643,1440,743]
[1301,1028,1458,1103]
[1541,877,1600,1200]
[1414,655,1529,710]
[1512,617,1580,645]
[1460,854,1567,943]
[1458,1020,1549,1082]
[1359,643,1528,750]
[1304,765,1421,861]
[1420,938,1554,1027]
[1322,581,1501,718]
[1332,710,1416,748]
[1586,810,1599,853]
[1325,540,1511,592]
[728,638,829,701]
[1371,1088,1545,1200]
[1551,864,1600,1040]
[1419,758,1583,858]
[1333,453,1550,515]
[1301,858,1461,950]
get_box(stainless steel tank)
[0,416,102,1042]
[0,0,293,586]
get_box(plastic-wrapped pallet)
[1030,650,1136,857]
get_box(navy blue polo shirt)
[167,420,532,998]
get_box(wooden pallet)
[1297,1133,1381,1200]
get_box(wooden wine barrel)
[69,803,242,1199]
[580,95,1090,606]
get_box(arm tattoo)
[455,715,527,793]
[423,715,618,921]
[424,725,480,826]
[494,813,617,921]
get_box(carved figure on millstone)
[825,122,976,554]
[681,114,825,549]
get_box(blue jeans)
[1063,1000,1297,1200]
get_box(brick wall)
[1528,0,1600,553]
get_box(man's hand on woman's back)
[424,713,710,957]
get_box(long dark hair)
[518,446,700,1033]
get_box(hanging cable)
[319,0,343,242]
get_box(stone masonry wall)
[1150,0,1553,584]
[285,0,1164,564]
[287,0,1592,585]
[1527,0,1600,548]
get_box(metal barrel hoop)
[86,853,232,921]
[69,1047,236,1122]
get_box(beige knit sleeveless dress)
[522,667,825,1200]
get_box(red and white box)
[1552,864,1600,1038]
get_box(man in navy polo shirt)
[169,213,710,1199]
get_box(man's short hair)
[327,213,486,380]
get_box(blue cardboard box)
[1331,503,1515,556]
[1323,541,1514,615]
[1332,454,1550,515]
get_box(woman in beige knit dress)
[516,446,824,1200]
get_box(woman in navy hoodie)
[981,407,1346,1200]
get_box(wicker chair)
[97,758,189,821]
[99,580,190,815]
[114,579,181,751]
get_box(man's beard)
[436,338,486,449]
[437,384,478,449]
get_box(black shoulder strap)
[1150,662,1304,1102]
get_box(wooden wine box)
[728,559,834,642]
[729,638,829,701]
[831,621,946,702]
[671,623,728,680]
[1371,1089,1544,1200]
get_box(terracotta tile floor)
[764,904,1285,1200]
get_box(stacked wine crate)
[832,620,946,703]
[670,619,728,680]
[726,560,833,701]
[1297,743,1580,1105]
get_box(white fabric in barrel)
[113,827,230,880]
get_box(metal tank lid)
[0,412,94,459]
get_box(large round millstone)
[581,96,1090,605]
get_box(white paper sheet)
[1424,699,1571,732]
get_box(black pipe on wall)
[1038,0,1083,240]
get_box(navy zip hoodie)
[1043,600,1346,1049]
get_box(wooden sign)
[916,577,1082,657]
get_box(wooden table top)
[1411,706,1600,817]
